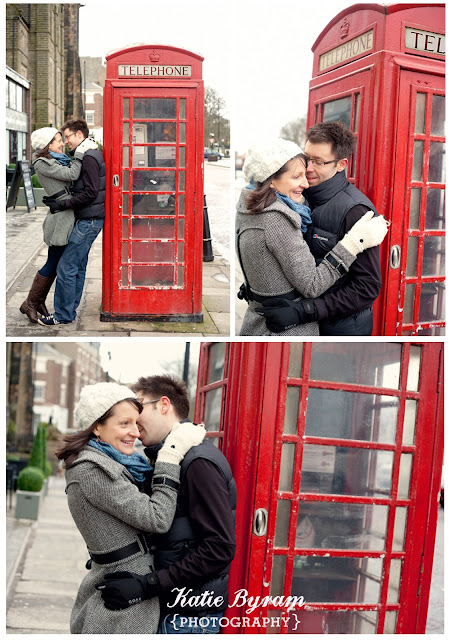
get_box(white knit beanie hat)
[74,382,137,431]
[31,127,60,150]
[243,138,304,184]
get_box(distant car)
[204,148,223,159]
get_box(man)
[260,121,382,335]
[38,119,105,326]
[96,375,236,634]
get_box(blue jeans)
[53,218,104,323]
[158,612,223,634]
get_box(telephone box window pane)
[310,343,401,388]
[409,188,421,229]
[323,97,352,128]
[300,445,394,497]
[431,94,445,136]
[407,345,421,391]
[123,146,129,167]
[132,193,175,215]
[133,98,176,119]
[179,98,186,119]
[177,265,184,286]
[123,122,130,144]
[384,611,398,633]
[134,122,176,144]
[406,237,418,277]
[419,326,445,336]
[274,499,291,547]
[121,267,128,287]
[123,98,130,119]
[178,171,185,191]
[178,218,185,239]
[180,122,186,143]
[284,387,300,435]
[428,142,445,183]
[131,241,175,263]
[288,343,304,378]
[354,93,361,131]
[132,170,175,192]
[122,218,129,239]
[178,242,184,262]
[292,556,382,603]
[133,145,177,168]
[419,283,445,322]
[131,265,173,286]
[422,237,445,276]
[403,284,415,324]
[206,343,226,384]
[179,146,186,167]
[414,92,426,133]
[122,195,129,215]
[412,140,424,181]
[178,194,185,215]
[204,387,223,431]
[132,218,175,239]
[279,443,296,491]
[387,559,402,603]
[296,503,388,550]
[398,453,413,498]
[305,389,398,443]
[123,171,129,191]
[282,610,378,634]
[426,189,445,229]
[402,399,418,444]
[121,242,129,263]
[270,555,286,596]
[392,507,408,551]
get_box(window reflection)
[206,343,226,384]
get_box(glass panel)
[206,343,226,384]
[295,502,388,550]
[265,610,283,634]
[300,445,394,497]
[426,189,445,229]
[122,218,129,239]
[179,98,186,119]
[354,93,361,131]
[203,387,222,430]
[310,343,401,388]
[133,122,176,145]
[178,242,184,262]
[403,284,415,324]
[282,610,378,634]
[178,171,185,191]
[402,399,417,445]
[178,194,185,215]
[132,170,175,192]
[123,122,130,144]
[208,436,219,448]
[288,343,304,378]
[179,146,186,168]
[414,92,426,133]
[122,195,129,215]
[121,267,128,287]
[177,265,184,286]
[428,142,445,183]
[387,559,403,604]
[392,507,407,551]
[305,389,399,443]
[132,218,175,239]
[292,556,383,603]
[274,500,291,547]
[409,188,421,229]
[406,237,418,277]
[123,171,129,191]
[271,555,286,596]
[422,237,445,276]
[283,387,300,435]
[384,611,398,633]
[178,218,185,239]
[123,146,129,167]
[323,97,352,128]
[133,98,176,119]
[131,241,175,263]
[121,242,129,263]
[398,453,413,498]
[133,144,177,168]
[431,94,445,136]
[407,346,421,391]
[132,193,176,214]
[412,140,424,181]
[180,122,186,143]
[131,265,174,286]
[123,97,129,119]
[279,443,296,491]
[418,326,445,336]
[419,283,445,322]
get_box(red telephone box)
[307,4,445,336]
[101,44,204,321]
[194,341,443,634]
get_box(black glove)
[95,570,160,610]
[48,199,67,213]
[255,298,318,332]
[237,282,249,302]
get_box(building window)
[34,383,46,401]
[86,111,95,125]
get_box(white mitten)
[74,137,99,159]
[157,422,206,465]
[339,211,388,256]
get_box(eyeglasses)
[305,157,339,167]
[141,398,161,406]
[65,132,77,142]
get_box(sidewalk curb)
[6,240,46,296]
[6,523,35,610]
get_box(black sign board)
[6,161,37,212]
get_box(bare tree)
[204,86,230,149]
[280,116,307,147]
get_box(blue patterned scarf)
[88,437,152,484]
[246,181,312,233]
[50,151,71,166]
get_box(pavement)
[6,160,231,337]
[6,476,444,634]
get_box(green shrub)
[28,426,44,470]
[44,460,53,478]
[17,466,45,492]
[32,174,42,188]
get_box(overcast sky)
[78,0,398,153]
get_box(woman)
[55,382,205,634]
[236,138,388,336]
[20,127,96,323]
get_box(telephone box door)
[110,87,198,316]
[385,71,445,335]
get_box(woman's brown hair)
[245,153,308,214]
[55,398,142,468]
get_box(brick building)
[80,56,106,142]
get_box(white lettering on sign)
[118,65,192,77]
[405,28,445,56]
[319,29,374,72]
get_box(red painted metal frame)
[307,4,445,336]
[102,45,204,321]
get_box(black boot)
[20,273,53,323]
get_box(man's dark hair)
[306,121,356,160]
[62,118,89,139]
[131,374,190,419]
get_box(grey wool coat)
[236,188,356,336]
[32,154,82,246]
[65,446,180,634]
